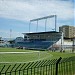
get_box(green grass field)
[0,47,75,62]
[0,47,75,75]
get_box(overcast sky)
[0,0,74,38]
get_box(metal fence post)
[0,65,6,75]
[10,64,17,75]
[5,65,11,75]
[56,57,62,75]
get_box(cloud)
[0,0,74,38]
[0,0,74,22]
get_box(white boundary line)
[0,51,40,54]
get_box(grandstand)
[15,15,62,50]
[15,31,61,49]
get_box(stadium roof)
[22,31,60,35]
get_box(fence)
[0,56,75,75]
[50,45,75,53]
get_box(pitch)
[0,47,75,63]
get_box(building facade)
[59,25,75,38]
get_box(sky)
[0,0,75,38]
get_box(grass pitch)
[0,47,75,75]
[0,47,75,63]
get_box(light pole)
[55,15,57,31]
[60,31,64,52]
[72,37,75,52]
[10,29,12,40]
[29,22,31,33]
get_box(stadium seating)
[15,40,57,49]
[15,32,61,50]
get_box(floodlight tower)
[55,15,57,31]
[29,15,57,33]
[60,31,64,52]
[10,29,12,40]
